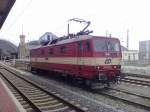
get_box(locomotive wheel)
[72,77,78,86]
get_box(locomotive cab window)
[107,41,120,51]
[94,39,120,52]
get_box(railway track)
[0,66,86,112]
[124,73,150,79]
[96,87,150,111]
[2,62,150,112]
[121,76,150,87]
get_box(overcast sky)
[0,0,150,50]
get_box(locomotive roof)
[31,35,119,50]
[55,35,93,45]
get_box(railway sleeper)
[33,99,57,104]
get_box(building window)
[128,55,130,61]
[47,35,50,40]
[133,54,135,60]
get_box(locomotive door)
[77,40,91,75]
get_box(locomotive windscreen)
[94,39,120,52]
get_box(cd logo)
[105,57,112,64]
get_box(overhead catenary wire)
[0,0,33,37]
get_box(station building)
[121,46,139,65]
[139,40,150,60]
[121,46,139,61]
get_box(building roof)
[0,0,16,29]
[121,46,128,51]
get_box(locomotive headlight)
[96,66,103,70]
[113,65,121,69]
[97,66,100,69]
[113,65,117,69]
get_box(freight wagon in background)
[30,18,122,89]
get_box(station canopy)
[0,0,16,29]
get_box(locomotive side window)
[41,49,45,55]
[60,46,66,53]
[49,48,53,54]
[85,41,91,51]
[78,42,83,51]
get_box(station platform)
[0,77,26,112]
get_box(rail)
[0,64,86,112]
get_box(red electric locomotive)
[30,18,122,88]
